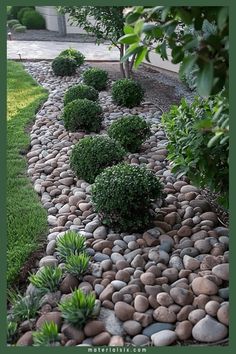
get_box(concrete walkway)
[7,40,120,61]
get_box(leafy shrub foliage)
[56,231,86,262]
[70,136,126,183]
[83,67,108,91]
[21,10,45,29]
[17,7,34,23]
[65,253,90,278]
[59,48,85,67]
[7,19,20,28]
[9,292,41,321]
[14,26,27,33]
[12,23,22,30]
[92,163,163,231]
[108,115,151,152]
[9,6,35,19]
[162,95,229,206]
[33,321,59,346]
[59,289,95,328]
[111,79,144,108]
[62,98,103,132]
[29,266,63,294]
[51,56,77,76]
[7,321,18,343]
[64,84,98,105]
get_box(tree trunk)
[124,45,131,78]
[119,44,125,78]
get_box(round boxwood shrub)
[9,6,35,20]
[83,67,108,91]
[12,23,22,30]
[64,84,98,106]
[21,10,45,29]
[62,98,103,132]
[52,56,77,77]
[112,79,144,108]
[92,163,163,231]
[17,7,34,23]
[59,48,85,67]
[70,136,126,183]
[108,115,151,152]
[7,19,20,28]
[14,25,27,33]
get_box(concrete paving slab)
[7,40,120,61]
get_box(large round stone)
[191,277,218,295]
[192,315,228,342]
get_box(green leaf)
[126,12,141,24]
[119,34,139,45]
[124,25,134,35]
[134,19,144,35]
[197,61,214,97]
[156,41,168,60]
[177,8,192,25]
[134,47,148,68]
[207,132,223,147]
[120,43,140,63]
[171,46,184,64]
[179,55,197,77]
[218,7,228,31]
[142,23,158,33]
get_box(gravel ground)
[90,62,194,113]
[9,29,100,43]
[7,61,229,347]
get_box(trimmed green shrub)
[92,163,163,231]
[59,48,85,67]
[70,136,126,183]
[12,23,22,30]
[14,25,27,33]
[111,79,144,108]
[29,266,63,294]
[9,6,35,20]
[7,19,20,28]
[83,67,108,91]
[64,84,98,106]
[162,95,229,207]
[21,10,45,29]
[65,253,90,278]
[108,115,151,152]
[17,7,34,23]
[62,98,103,132]
[51,56,77,76]
[56,231,86,262]
[33,322,59,346]
[59,289,95,328]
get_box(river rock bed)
[9,61,229,347]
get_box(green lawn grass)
[7,60,48,286]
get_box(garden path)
[7,40,120,61]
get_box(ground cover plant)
[7,61,48,286]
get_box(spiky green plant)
[7,321,18,343]
[33,321,59,346]
[65,253,90,278]
[59,289,95,328]
[56,231,86,261]
[29,266,62,294]
[8,292,41,322]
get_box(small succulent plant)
[33,321,60,346]
[56,231,86,262]
[29,266,62,294]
